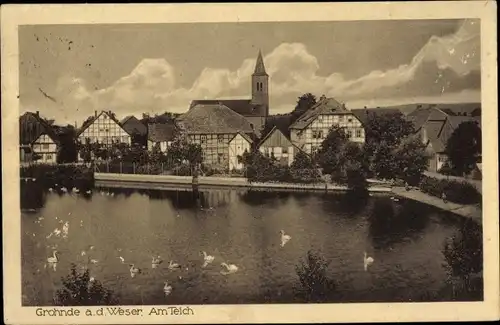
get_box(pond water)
[21,186,482,305]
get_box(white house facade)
[228,132,252,171]
[77,110,131,147]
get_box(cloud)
[29,19,480,123]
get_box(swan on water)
[129,264,141,278]
[48,188,53,192]
[47,251,59,271]
[280,230,291,247]
[53,228,62,237]
[90,259,98,264]
[118,256,125,263]
[163,281,173,296]
[61,187,68,193]
[363,252,374,271]
[201,251,215,267]
[86,190,92,194]
[81,250,87,256]
[152,255,163,268]
[72,187,79,193]
[168,260,180,270]
[220,262,238,275]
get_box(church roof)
[253,50,267,76]
[189,99,265,117]
[178,103,256,135]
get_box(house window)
[99,128,104,132]
[218,135,224,143]
[201,135,207,144]
[46,154,52,160]
[105,129,109,132]
[318,130,324,139]
[217,153,224,164]
[282,147,288,154]
[43,144,49,149]
[312,130,320,139]
[356,129,362,138]
[348,117,353,123]
[347,130,353,138]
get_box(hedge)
[20,164,94,190]
[419,176,481,205]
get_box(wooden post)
[120,161,123,174]
[133,162,136,174]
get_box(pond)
[21,185,483,305]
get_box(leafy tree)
[54,264,116,306]
[315,126,349,175]
[56,125,78,163]
[445,121,481,176]
[167,136,203,168]
[295,250,335,302]
[291,93,317,121]
[443,219,483,294]
[291,150,314,170]
[365,111,415,149]
[392,135,429,185]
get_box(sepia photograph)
[2,2,498,324]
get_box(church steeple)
[253,50,268,76]
[251,50,269,117]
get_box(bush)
[20,164,94,190]
[54,264,116,306]
[295,250,336,302]
[169,164,192,176]
[419,176,481,205]
[136,163,163,175]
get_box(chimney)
[36,110,39,117]
[94,110,97,117]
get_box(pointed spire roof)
[253,50,268,76]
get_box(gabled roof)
[447,115,481,129]
[189,99,265,117]
[19,112,60,145]
[289,97,349,130]
[147,123,177,142]
[177,103,255,135]
[121,115,148,136]
[77,110,128,136]
[229,131,253,144]
[257,125,291,147]
[424,121,446,153]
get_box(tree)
[315,125,349,175]
[443,219,482,295]
[292,93,317,120]
[54,264,116,306]
[291,150,314,170]
[56,125,78,163]
[445,121,481,176]
[295,250,335,302]
[364,111,415,149]
[392,135,429,185]
[167,135,203,168]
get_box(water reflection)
[368,198,430,250]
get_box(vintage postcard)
[2,2,499,324]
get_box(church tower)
[251,50,269,116]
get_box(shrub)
[419,176,481,205]
[295,250,336,302]
[54,264,116,306]
[169,164,192,176]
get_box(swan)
[81,250,87,256]
[90,259,98,264]
[48,188,53,192]
[47,251,59,271]
[53,228,62,237]
[152,255,163,268]
[168,260,180,270]
[201,251,215,267]
[129,264,141,278]
[280,230,291,247]
[220,262,238,275]
[72,187,79,193]
[118,256,125,263]
[163,281,173,296]
[363,252,374,271]
[61,187,68,193]
[86,190,92,195]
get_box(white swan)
[53,228,62,237]
[364,252,374,271]
[89,259,98,264]
[152,255,163,268]
[163,281,173,296]
[280,230,291,247]
[86,190,92,195]
[202,251,215,267]
[118,256,125,263]
[168,260,180,270]
[47,251,59,271]
[220,262,238,275]
[72,187,79,193]
[48,188,53,192]
[61,187,68,193]
[129,264,141,278]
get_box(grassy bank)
[419,176,482,205]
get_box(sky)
[19,19,480,124]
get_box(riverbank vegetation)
[20,164,94,190]
[419,176,481,205]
